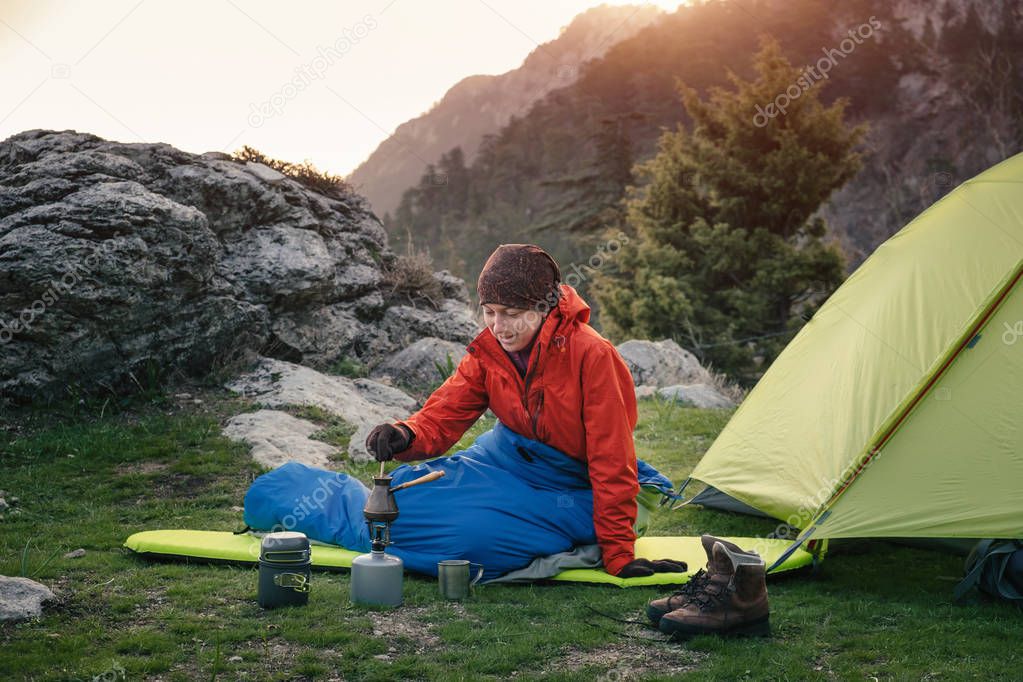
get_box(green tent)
[686,152,1023,553]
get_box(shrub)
[381,249,444,309]
[232,146,354,200]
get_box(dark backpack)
[953,539,1023,604]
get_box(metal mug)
[437,559,484,600]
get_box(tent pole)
[766,511,831,572]
[665,477,693,511]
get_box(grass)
[1,393,1021,680]
[326,357,369,380]
[278,404,358,455]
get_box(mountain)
[380,0,1023,319]
[345,3,666,218]
[822,0,1023,262]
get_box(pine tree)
[592,37,865,381]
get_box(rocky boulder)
[225,357,420,462]
[615,339,711,387]
[222,409,340,469]
[634,385,658,400]
[371,337,467,391]
[382,301,478,352]
[657,383,736,409]
[432,269,471,303]
[0,576,55,623]
[0,130,477,403]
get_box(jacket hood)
[510,283,591,340]
[552,283,590,327]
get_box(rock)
[615,339,711,387]
[225,357,419,462]
[63,548,86,559]
[0,130,475,403]
[223,409,339,469]
[217,226,384,310]
[381,300,477,352]
[433,270,470,303]
[0,575,56,622]
[269,304,388,369]
[0,498,7,511]
[657,383,735,409]
[634,385,658,400]
[244,161,286,185]
[228,655,243,663]
[371,337,466,390]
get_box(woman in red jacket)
[367,243,683,578]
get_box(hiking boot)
[645,568,711,625]
[657,540,770,639]
[645,535,760,626]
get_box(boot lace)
[667,568,709,607]
[688,579,733,612]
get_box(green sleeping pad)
[124,530,818,587]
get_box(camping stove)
[349,464,444,607]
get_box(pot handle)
[390,470,446,492]
[470,563,485,586]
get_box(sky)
[0,0,680,177]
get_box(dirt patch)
[437,602,480,623]
[545,636,708,679]
[115,461,170,476]
[811,649,838,678]
[154,472,210,498]
[160,632,309,681]
[367,605,442,656]
[118,460,212,498]
[142,586,170,607]
[254,638,303,669]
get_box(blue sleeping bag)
[243,420,674,581]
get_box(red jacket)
[394,283,640,575]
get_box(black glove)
[365,423,414,462]
[615,558,688,578]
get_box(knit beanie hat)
[477,244,562,312]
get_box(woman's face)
[482,303,544,352]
